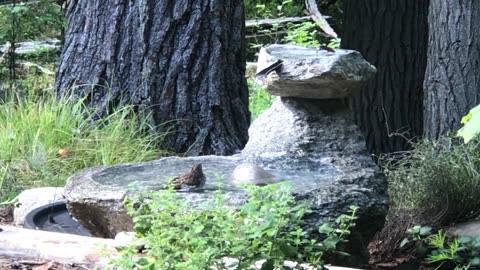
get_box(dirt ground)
[0,206,96,270]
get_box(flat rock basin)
[94,155,343,191]
[64,154,387,257]
[259,44,353,60]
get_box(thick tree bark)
[424,1,480,139]
[341,0,429,157]
[56,0,250,156]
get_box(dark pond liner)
[23,201,91,236]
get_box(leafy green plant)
[110,183,358,270]
[283,21,341,49]
[248,79,274,120]
[455,103,480,144]
[401,226,480,270]
[283,21,320,47]
[327,38,341,49]
[247,0,312,54]
[399,225,433,257]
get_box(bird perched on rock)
[170,164,206,190]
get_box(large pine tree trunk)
[424,1,480,139]
[341,0,429,156]
[56,0,250,156]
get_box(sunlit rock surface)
[255,44,376,99]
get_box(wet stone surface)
[94,156,340,191]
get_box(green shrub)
[283,21,320,47]
[110,183,358,270]
[385,138,480,224]
[0,92,163,200]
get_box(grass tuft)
[0,92,163,200]
[384,138,480,225]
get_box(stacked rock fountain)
[63,44,387,264]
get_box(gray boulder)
[255,44,376,99]
[243,97,388,264]
[242,97,368,160]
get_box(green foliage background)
[0,0,64,44]
[244,0,305,19]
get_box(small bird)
[170,164,206,190]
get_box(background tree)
[341,0,429,157]
[424,1,480,140]
[55,0,250,156]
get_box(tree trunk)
[56,0,250,156]
[341,0,429,157]
[424,1,480,140]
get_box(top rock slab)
[255,44,376,99]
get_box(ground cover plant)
[400,225,480,270]
[110,183,358,270]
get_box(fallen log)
[246,16,312,29]
[0,226,118,268]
